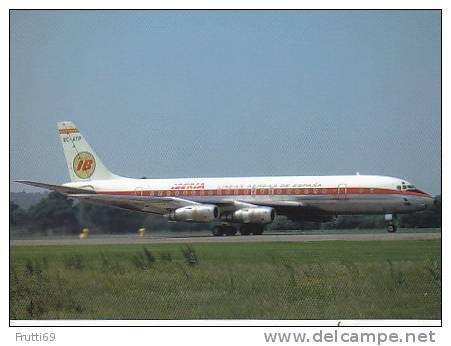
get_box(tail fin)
[57,121,118,182]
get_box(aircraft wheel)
[240,225,251,236]
[224,226,237,236]
[212,225,224,236]
[252,225,264,235]
[387,224,397,233]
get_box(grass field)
[10,240,441,320]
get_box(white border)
[4,2,447,345]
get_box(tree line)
[10,192,441,236]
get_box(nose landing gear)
[385,214,397,233]
[386,223,397,233]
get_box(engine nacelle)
[232,207,275,224]
[165,205,220,223]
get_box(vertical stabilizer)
[57,121,117,182]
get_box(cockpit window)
[407,188,427,194]
[399,182,427,194]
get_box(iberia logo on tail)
[73,152,96,179]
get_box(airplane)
[16,121,434,235]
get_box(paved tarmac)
[10,232,441,246]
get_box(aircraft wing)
[14,180,228,215]
[67,193,323,217]
[68,195,283,216]
[69,194,201,215]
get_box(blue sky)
[10,10,441,194]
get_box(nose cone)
[416,194,434,210]
[407,195,434,211]
[424,196,435,209]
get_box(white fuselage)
[65,174,433,216]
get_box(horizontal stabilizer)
[14,180,95,195]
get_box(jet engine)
[232,207,275,224]
[165,205,220,223]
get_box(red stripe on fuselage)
[94,187,432,199]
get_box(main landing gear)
[239,224,264,236]
[212,224,237,236]
[385,214,397,233]
[212,224,265,236]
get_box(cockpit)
[396,181,427,195]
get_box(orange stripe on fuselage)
[95,187,432,199]
[59,128,80,134]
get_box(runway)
[10,232,441,246]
